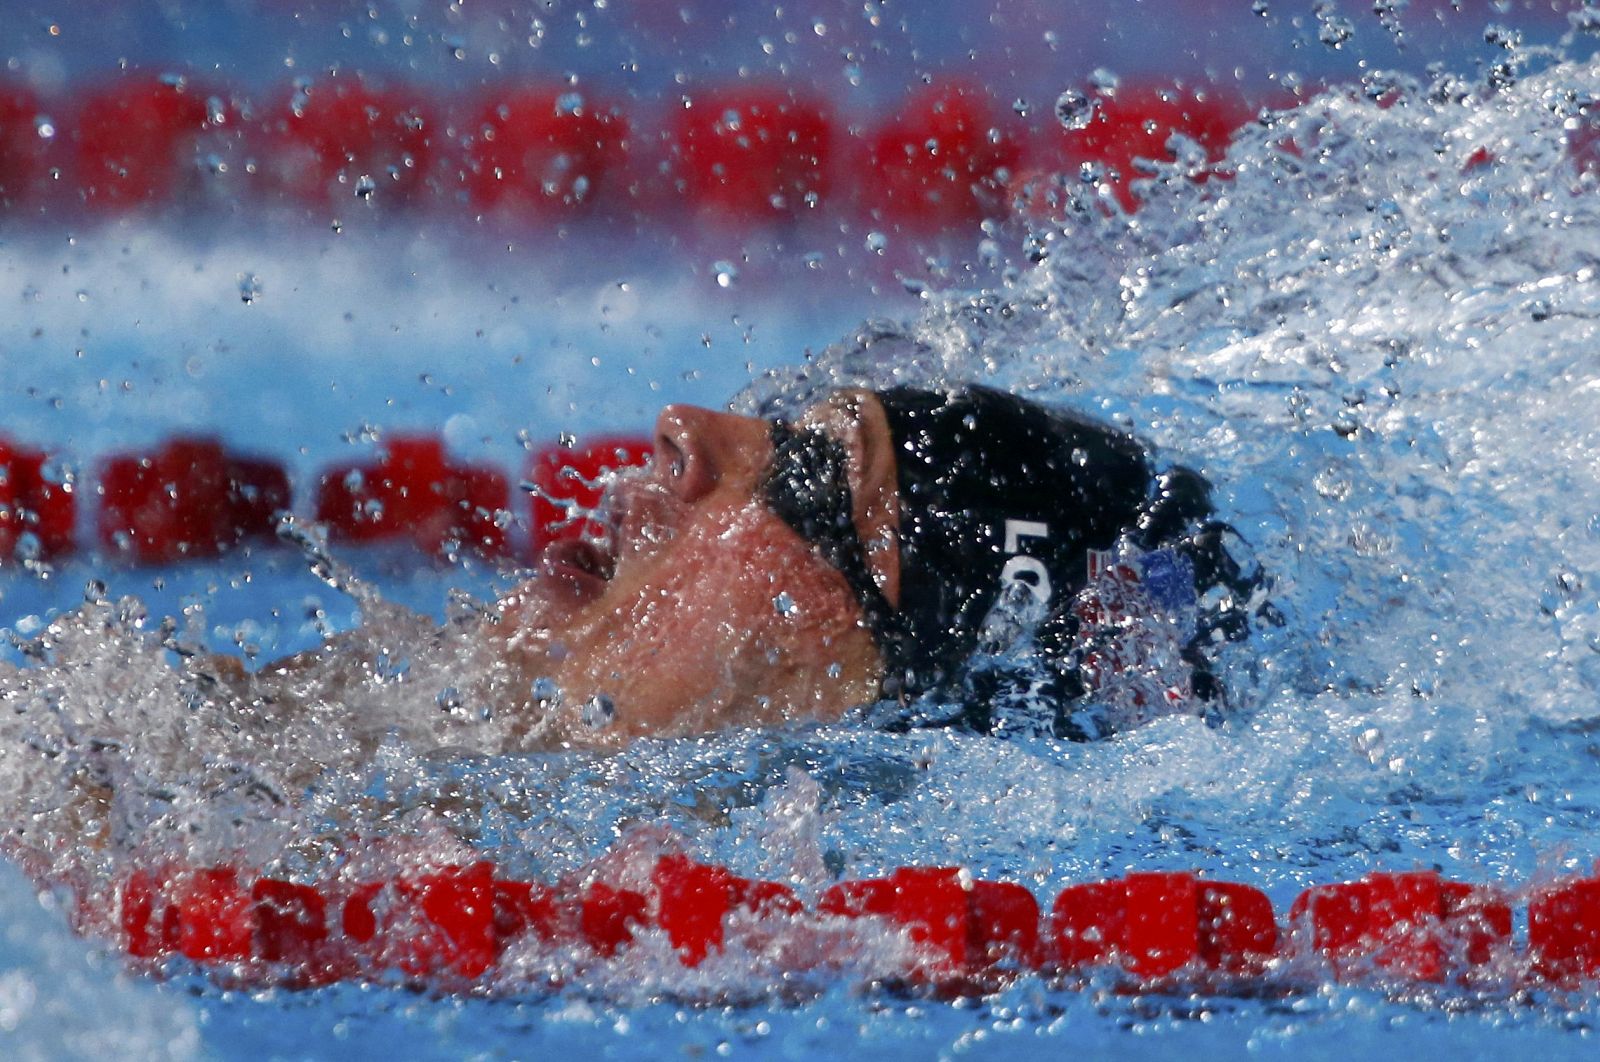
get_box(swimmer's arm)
[184,635,372,715]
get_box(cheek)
[565,510,867,683]
[660,513,861,637]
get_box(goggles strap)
[761,421,914,696]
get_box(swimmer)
[19,368,1269,859]
[467,382,1258,745]
[218,374,1264,752]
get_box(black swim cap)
[873,385,1155,698]
[760,379,1267,736]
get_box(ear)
[844,391,902,609]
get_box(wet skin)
[55,392,905,835]
[482,389,903,747]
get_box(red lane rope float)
[1051,871,1277,979]
[99,856,1600,994]
[0,83,51,210]
[668,87,835,225]
[1043,85,1256,213]
[524,435,654,551]
[260,75,438,209]
[0,436,75,559]
[99,437,290,565]
[5,431,654,566]
[866,82,1025,232]
[1288,869,1511,982]
[315,434,511,558]
[460,86,632,219]
[69,75,222,212]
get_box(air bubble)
[1054,90,1098,132]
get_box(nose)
[653,405,770,503]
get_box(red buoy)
[1045,83,1252,212]
[0,82,55,211]
[315,435,510,557]
[260,77,436,209]
[820,866,1041,977]
[1050,871,1277,978]
[461,87,630,218]
[863,83,1021,231]
[98,437,290,565]
[525,435,651,551]
[0,438,75,560]
[1529,875,1600,984]
[652,854,801,967]
[69,76,225,211]
[1288,870,1510,981]
[670,87,834,223]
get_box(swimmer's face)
[491,389,900,745]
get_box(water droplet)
[712,260,738,288]
[581,694,616,729]
[531,676,562,711]
[1314,1,1354,49]
[1012,98,1030,118]
[1054,90,1098,132]
[774,591,798,616]
[237,274,261,305]
[33,116,54,140]
[1089,68,1120,95]
[865,231,888,255]
[1251,0,1268,15]
[354,174,377,200]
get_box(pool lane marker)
[0,431,654,567]
[103,857,1600,992]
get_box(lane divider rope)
[98,855,1600,993]
[0,431,653,565]
[1,76,1260,225]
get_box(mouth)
[535,471,678,603]
[536,537,617,604]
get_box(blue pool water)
[6,12,1600,1061]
